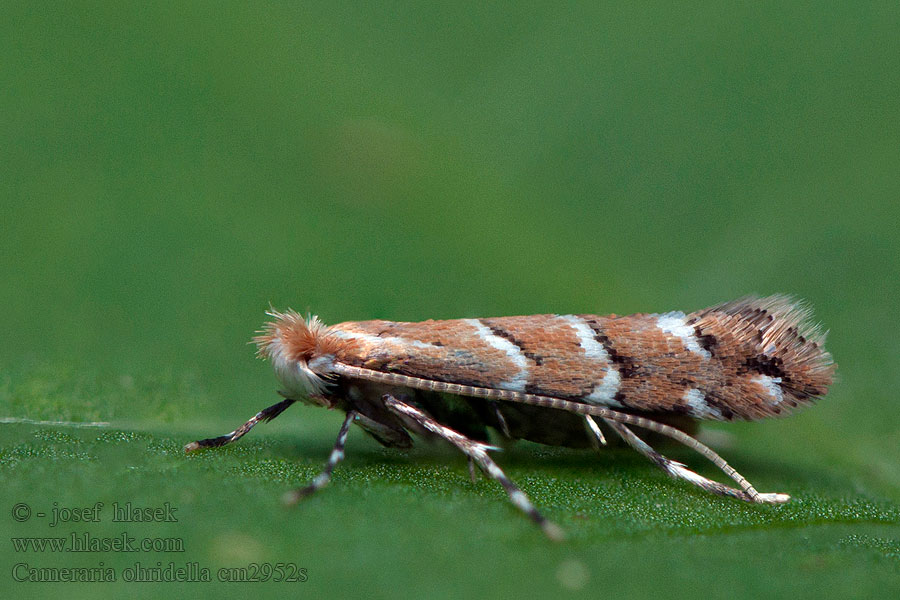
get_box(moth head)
[253,309,341,405]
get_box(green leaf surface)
[2,2,898,598]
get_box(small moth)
[186,296,834,539]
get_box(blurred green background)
[2,2,898,598]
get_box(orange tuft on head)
[253,310,343,363]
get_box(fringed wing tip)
[709,294,829,345]
[695,295,836,415]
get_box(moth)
[186,296,834,539]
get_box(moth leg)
[582,409,786,504]
[383,394,564,541]
[467,457,479,483]
[602,418,785,503]
[491,401,512,437]
[283,410,357,505]
[354,412,413,448]
[583,415,607,448]
[184,398,296,452]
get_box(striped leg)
[583,414,607,448]
[184,398,296,453]
[383,394,565,541]
[283,410,357,505]
[602,418,780,502]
